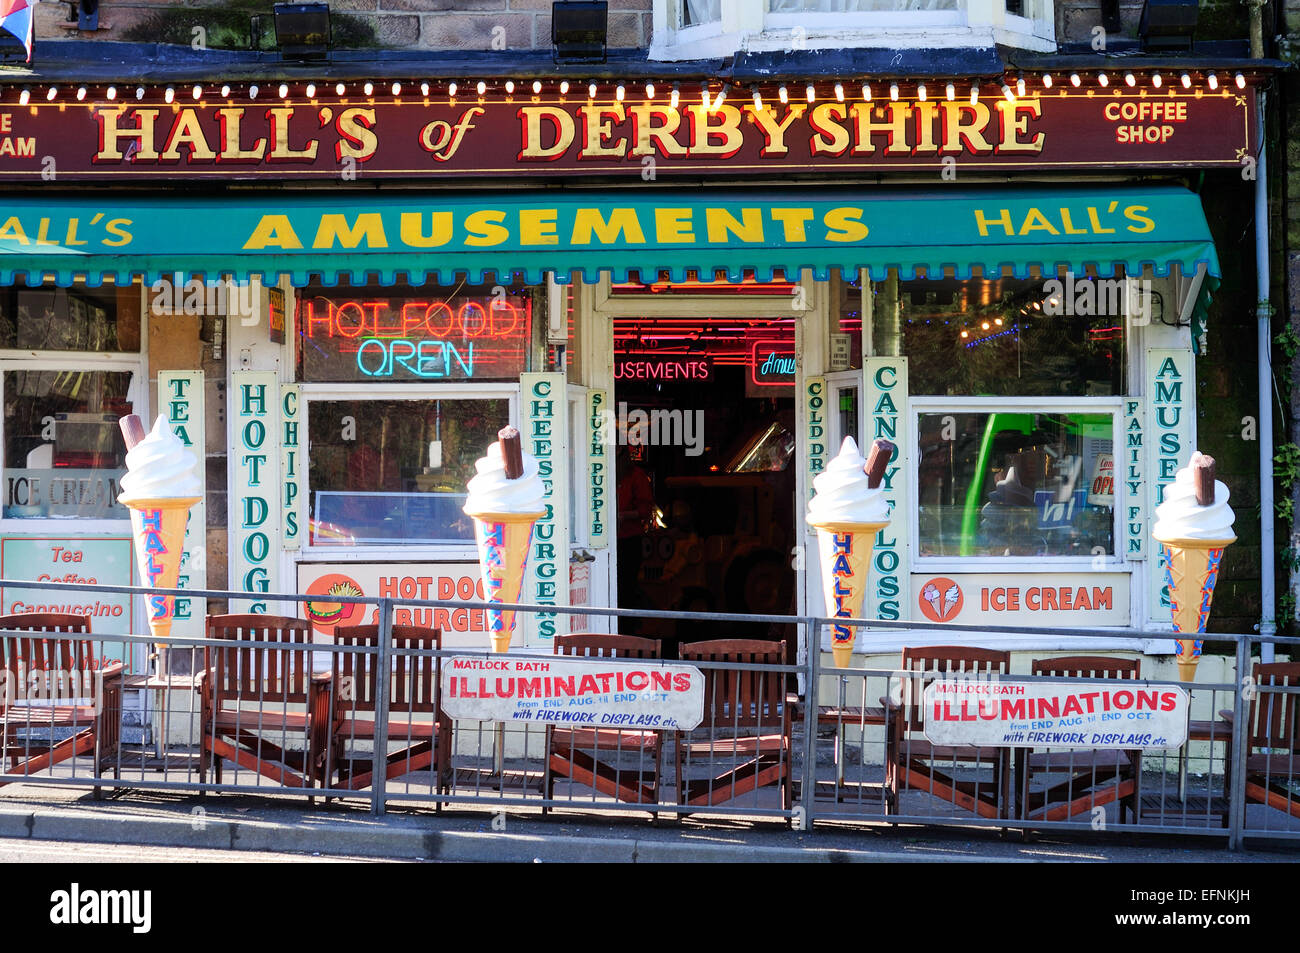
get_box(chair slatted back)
[206,614,313,705]
[900,645,1011,732]
[553,634,662,660]
[1031,656,1140,680]
[680,639,786,730]
[332,625,442,714]
[0,613,93,705]
[1247,662,1300,752]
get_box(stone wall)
[33,0,653,52]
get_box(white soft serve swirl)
[118,416,203,502]
[463,440,547,517]
[805,436,891,526]
[1152,454,1236,543]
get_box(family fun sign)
[441,655,705,730]
[922,678,1189,749]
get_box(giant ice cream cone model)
[463,427,547,654]
[805,437,894,669]
[117,415,202,651]
[1152,452,1236,682]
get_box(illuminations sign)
[296,287,531,382]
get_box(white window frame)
[296,381,520,563]
[0,341,147,536]
[909,395,1125,574]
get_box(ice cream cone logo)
[918,577,963,623]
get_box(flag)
[0,0,35,63]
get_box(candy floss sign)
[441,656,705,730]
[922,679,1189,749]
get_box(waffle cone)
[810,520,888,668]
[472,513,542,654]
[122,496,200,648]
[1157,539,1233,683]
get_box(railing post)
[800,616,820,832]
[371,597,392,816]
[1226,634,1251,850]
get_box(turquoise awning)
[0,185,1220,288]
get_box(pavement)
[0,784,1295,862]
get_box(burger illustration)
[302,575,365,632]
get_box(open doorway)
[613,312,798,653]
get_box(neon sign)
[298,290,530,382]
[750,341,796,387]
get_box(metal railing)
[0,578,1297,850]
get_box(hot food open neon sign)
[300,295,529,380]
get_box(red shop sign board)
[0,87,1257,181]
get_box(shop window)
[831,269,864,371]
[916,408,1117,558]
[0,281,141,353]
[3,369,136,519]
[306,397,511,546]
[295,279,536,384]
[871,274,1130,397]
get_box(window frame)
[0,345,147,534]
[909,394,1125,574]
[297,381,520,562]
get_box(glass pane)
[683,0,721,25]
[873,275,1128,397]
[296,279,535,383]
[3,370,136,518]
[0,281,141,353]
[307,398,510,545]
[770,0,960,11]
[917,411,1115,558]
[832,269,863,371]
[837,385,860,449]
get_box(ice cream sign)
[912,572,1130,626]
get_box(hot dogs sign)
[0,83,1255,180]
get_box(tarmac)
[0,783,1294,862]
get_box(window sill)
[830,632,1178,656]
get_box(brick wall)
[34,0,653,52]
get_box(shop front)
[0,66,1260,670]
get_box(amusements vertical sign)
[520,373,569,646]
[864,358,908,622]
[1146,349,1194,622]
[231,371,280,613]
[158,371,206,635]
[588,388,609,549]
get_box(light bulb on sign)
[448,82,459,97]
[1016,77,1025,97]
[221,85,231,98]
[1124,72,1135,87]
[670,84,679,108]
[1069,73,1081,87]
[391,82,401,96]
[645,83,654,98]
[1207,74,1218,90]
[363,82,374,96]
[834,83,844,102]
[19,88,29,105]
[192,85,203,100]
[1180,73,1191,89]
[778,84,788,104]
[805,84,815,103]
[945,83,955,101]
[77,87,87,100]
[616,84,625,101]
[107,86,117,100]
[917,83,927,101]
[1042,74,1052,89]
[164,87,174,103]
[861,83,872,101]
[336,83,346,95]
[1151,74,1162,88]
[889,83,899,101]
[559,81,569,95]
[533,80,542,94]
[1097,73,1109,87]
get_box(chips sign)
[921,678,1189,749]
[440,655,705,730]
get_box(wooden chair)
[1017,656,1142,823]
[326,624,450,804]
[198,614,331,800]
[885,645,1012,819]
[1226,662,1300,820]
[675,639,792,813]
[543,633,663,815]
[0,613,123,799]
